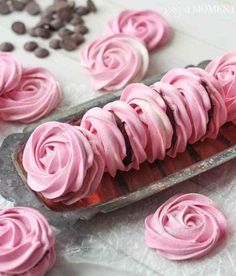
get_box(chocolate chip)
[24,41,38,52]
[58,27,73,37]
[28,27,38,37]
[50,19,64,30]
[71,33,84,45]
[0,42,14,52]
[11,21,26,35]
[26,1,41,15]
[74,25,88,34]
[75,6,89,16]
[35,47,50,58]
[11,0,26,11]
[70,15,83,25]
[87,0,96,12]
[60,36,77,51]
[0,0,11,15]
[49,38,61,49]
[35,27,51,39]
[57,5,73,22]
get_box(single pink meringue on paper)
[206,52,236,122]
[0,52,22,95]
[105,10,171,51]
[0,67,62,123]
[145,193,228,261]
[0,207,56,276]
[23,122,105,205]
[81,34,149,91]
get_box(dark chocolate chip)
[11,21,26,35]
[11,0,26,11]
[0,42,14,52]
[26,1,41,15]
[74,24,88,34]
[71,33,84,45]
[35,27,51,39]
[75,6,89,16]
[49,38,61,49]
[24,41,38,52]
[50,19,64,30]
[70,15,83,25]
[28,27,38,37]
[58,27,73,37]
[60,36,77,51]
[0,0,11,15]
[57,5,73,22]
[35,47,50,58]
[87,0,96,12]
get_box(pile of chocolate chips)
[0,0,97,58]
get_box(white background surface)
[0,0,236,275]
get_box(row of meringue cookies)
[0,52,62,123]
[80,9,172,91]
[0,207,56,276]
[22,51,236,208]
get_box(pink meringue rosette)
[121,83,173,162]
[0,207,55,276]
[161,68,212,143]
[145,193,228,261]
[105,10,171,51]
[0,52,22,95]
[81,107,126,177]
[81,34,149,91]
[0,67,62,123]
[23,122,105,205]
[206,52,236,122]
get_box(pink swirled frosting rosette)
[206,52,236,122]
[23,122,105,205]
[105,10,171,51]
[145,193,228,260]
[0,67,62,123]
[0,207,55,276]
[0,52,22,95]
[81,34,149,91]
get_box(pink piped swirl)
[161,68,212,142]
[23,122,105,205]
[81,34,149,91]
[206,52,236,122]
[0,67,62,123]
[0,207,55,276]
[105,10,171,51]
[121,83,173,162]
[81,107,126,177]
[0,52,22,95]
[145,193,228,260]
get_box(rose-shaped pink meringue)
[0,52,22,96]
[0,207,55,276]
[188,67,227,139]
[81,34,149,91]
[105,10,171,51]
[121,83,173,162]
[206,52,236,122]
[145,193,227,260]
[81,107,126,176]
[23,122,105,205]
[104,100,147,170]
[161,68,211,143]
[151,82,192,157]
[0,67,62,123]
